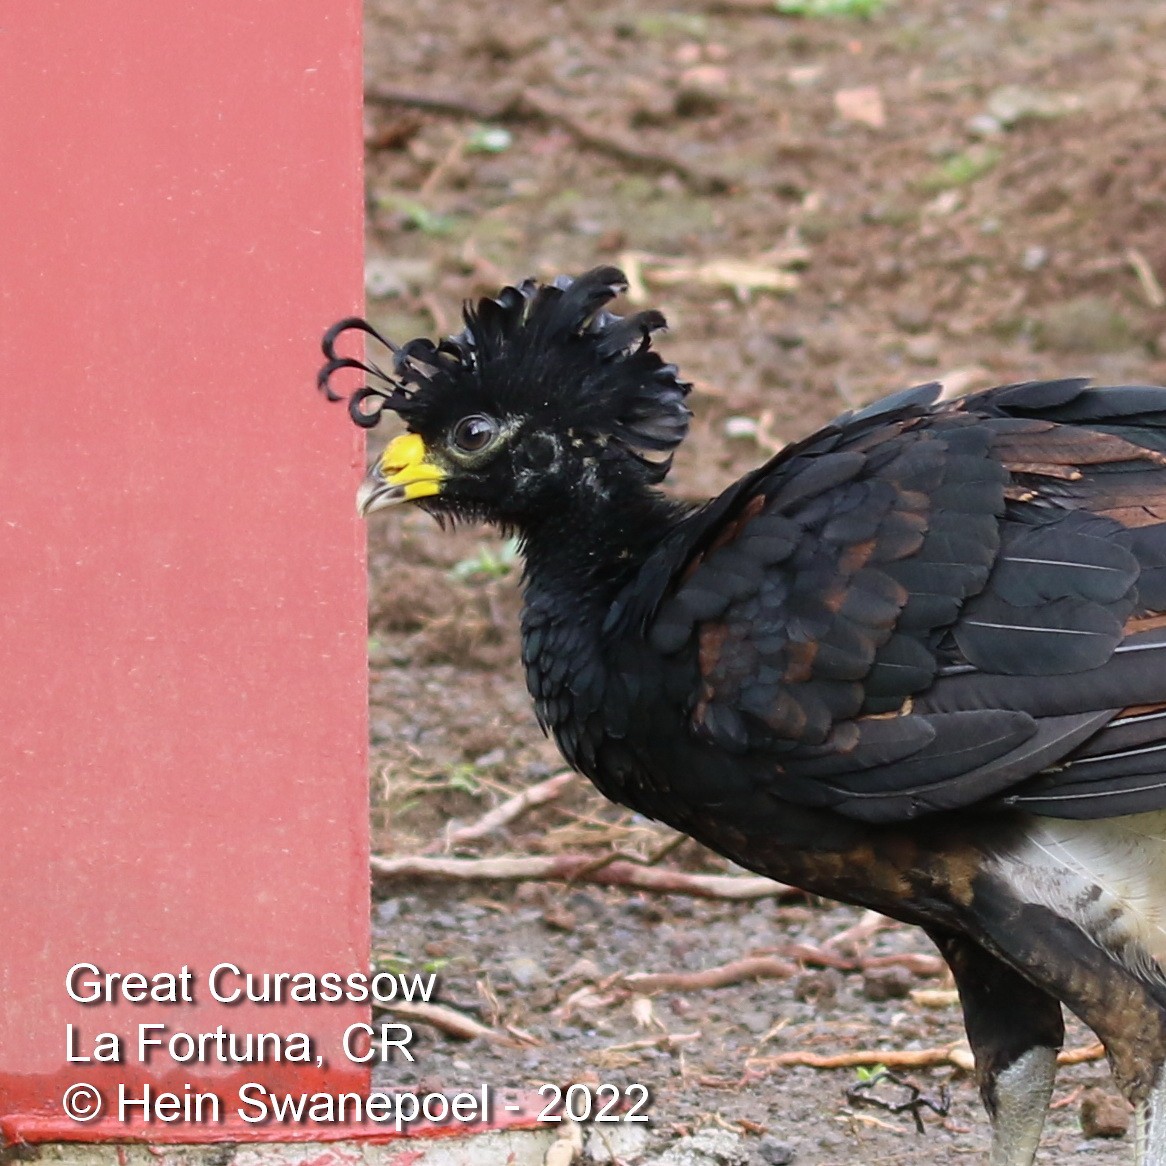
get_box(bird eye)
[452,414,498,454]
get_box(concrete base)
[6,1133,562,1166]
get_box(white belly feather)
[991,810,1166,982]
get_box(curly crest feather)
[319,267,692,482]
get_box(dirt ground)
[358,1,1166,1162]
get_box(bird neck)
[516,482,687,780]
[519,483,685,612]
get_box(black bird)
[321,267,1166,1166]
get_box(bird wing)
[640,379,1166,823]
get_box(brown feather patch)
[784,639,818,684]
[705,493,768,555]
[838,539,877,574]
[997,427,1166,468]
[1124,613,1166,635]
[698,622,730,678]
[1006,462,1084,480]
[1116,700,1166,719]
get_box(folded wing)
[644,380,1166,822]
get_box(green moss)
[919,145,1001,192]
[376,193,461,236]
[776,0,889,18]
[632,11,709,37]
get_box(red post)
[0,0,369,1139]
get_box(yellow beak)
[356,432,445,516]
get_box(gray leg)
[1135,1069,1166,1166]
[927,929,1064,1166]
[988,1046,1058,1166]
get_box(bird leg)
[926,929,1063,1166]
[1135,1069,1166,1166]
[986,1046,1059,1166]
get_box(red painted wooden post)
[0,0,369,1139]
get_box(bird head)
[319,267,691,530]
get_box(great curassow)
[321,267,1166,1166]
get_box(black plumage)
[322,268,1166,1166]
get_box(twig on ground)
[861,952,946,977]
[754,942,945,978]
[624,955,799,993]
[363,84,731,194]
[432,771,575,852]
[734,1118,769,1136]
[630,994,662,1031]
[624,942,942,998]
[707,1112,767,1137]
[783,941,854,970]
[376,1000,522,1046]
[1050,1085,1086,1111]
[618,250,800,303]
[910,988,960,1010]
[554,983,626,1022]
[1058,1042,1105,1066]
[825,909,893,951]
[539,809,646,843]
[561,828,687,883]
[846,1111,904,1134]
[476,978,502,1028]
[364,84,501,121]
[1128,247,1166,308]
[747,1042,1105,1075]
[846,1068,950,1135]
[645,830,688,866]
[518,91,731,195]
[417,132,466,198]
[505,1022,542,1046]
[748,1045,972,1072]
[601,1031,703,1056]
[561,941,938,1011]
[621,252,650,305]
[371,852,796,899]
